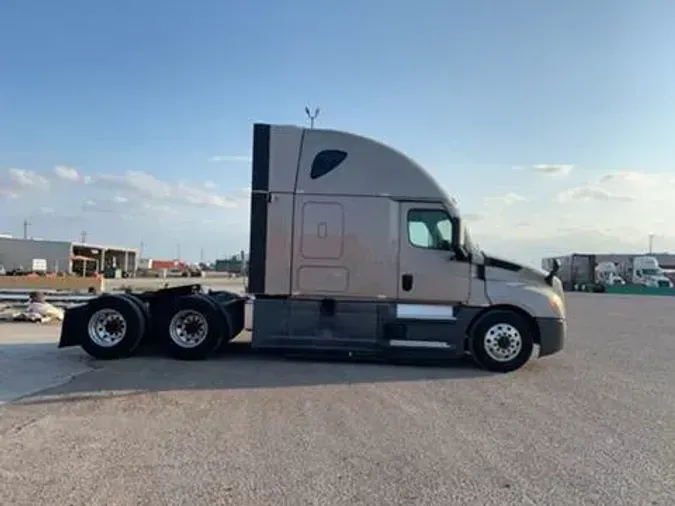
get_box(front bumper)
[535,317,566,357]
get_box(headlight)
[549,293,565,317]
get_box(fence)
[0,290,96,308]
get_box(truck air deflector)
[248,123,271,294]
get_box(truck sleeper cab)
[58,122,566,373]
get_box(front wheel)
[468,310,534,373]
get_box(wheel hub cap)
[484,323,523,362]
[169,309,209,348]
[87,309,127,348]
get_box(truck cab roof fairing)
[256,123,452,202]
[296,127,450,201]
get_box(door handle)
[402,273,413,292]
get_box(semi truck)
[625,256,673,288]
[544,254,598,291]
[58,123,566,373]
[594,261,625,286]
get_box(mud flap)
[57,304,89,348]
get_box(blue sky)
[2,0,675,265]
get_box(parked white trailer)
[58,123,566,373]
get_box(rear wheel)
[160,294,231,360]
[120,293,150,329]
[81,295,146,359]
[468,310,534,373]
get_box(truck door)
[397,201,472,303]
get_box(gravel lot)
[0,293,673,506]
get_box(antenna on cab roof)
[304,106,320,129]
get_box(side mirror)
[545,258,561,286]
[451,218,465,248]
[551,258,560,275]
[450,218,469,261]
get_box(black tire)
[81,295,146,360]
[159,294,231,360]
[468,310,534,373]
[119,293,151,330]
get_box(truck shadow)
[5,342,503,406]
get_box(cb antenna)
[304,106,320,129]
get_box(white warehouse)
[0,236,138,275]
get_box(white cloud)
[203,180,217,190]
[556,186,635,203]
[463,212,485,222]
[0,187,19,199]
[526,164,574,177]
[7,168,49,189]
[598,170,657,186]
[208,155,251,163]
[557,170,675,204]
[485,192,527,206]
[53,165,80,182]
[0,168,49,199]
[88,170,239,209]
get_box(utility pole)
[139,239,145,258]
[648,234,655,254]
[22,219,31,239]
[200,248,205,264]
[304,106,320,129]
[80,230,87,244]
[176,243,181,261]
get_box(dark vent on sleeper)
[310,150,347,179]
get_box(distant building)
[0,236,138,275]
[215,254,246,274]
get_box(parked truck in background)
[545,254,598,291]
[624,256,673,288]
[594,261,625,286]
[57,122,566,373]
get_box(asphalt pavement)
[0,293,673,506]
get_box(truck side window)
[407,209,453,250]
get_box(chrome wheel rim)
[484,323,522,362]
[87,309,127,348]
[169,309,209,348]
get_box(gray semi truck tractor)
[58,123,566,373]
